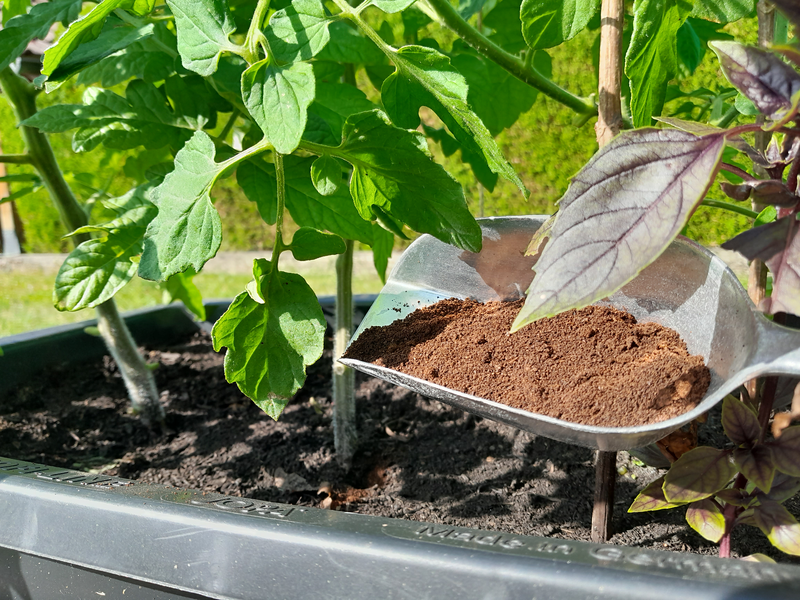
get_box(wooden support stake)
[592,450,617,543]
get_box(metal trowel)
[341,215,800,452]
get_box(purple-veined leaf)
[741,553,777,563]
[716,487,756,508]
[719,180,799,207]
[759,473,800,503]
[768,426,800,477]
[655,116,766,166]
[722,395,761,446]
[763,217,800,316]
[709,41,800,125]
[628,476,684,512]
[512,128,726,328]
[721,216,793,264]
[664,446,737,503]
[734,446,776,494]
[736,507,757,527]
[753,500,800,556]
[686,498,726,543]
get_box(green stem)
[715,105,739,129]
[0,154,33,165]
[701,199,759,220]
[271,152,287,267]
[0,66,164,428]
[423,0,596,115]
[333,239,356,470]
[243,0,272,64]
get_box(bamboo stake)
[591,0,624,543]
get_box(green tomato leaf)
[306,82,376,145]
[691,0,755,23]
[722,394,761,446]
[625,0,690,126]
[483,0,526,53]
[628,476,684,512]
[317,21,385,65]
[54,186,156,311]
[734,446,776,494]
[663,446,737,503]
[211,262,325,418]
[336,110,482,253]
[21,79,199,152]
[163,269,206,321]
[710,41,800,124]
[753,500,800,556]
[0,0,82,73]
[237,160,278,225]
[42,0,155,79]
[42,22,155,91]
[371,0,417,13]
[450,49,543,136]
[76,24,177,87]
[423,124,498,191]
[685,498,726,543]
[513,128,726,328]
[2,0,31,26]
[769,426,800,477]
[290,227,346,260]
[382,45,527,195]
[371,225,394,283]
[166,0,238,76]
[265,0,333,63]
[520,0,600,51]
[311,154,342,196]
[139,131,225,281]
[242,59,315,155]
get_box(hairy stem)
[244,0,272,63]
[333,239,356,470]
[0,66,163,427]
[0,154,33,164]
[271,152,287,268]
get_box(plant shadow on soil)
[1,329,798,564]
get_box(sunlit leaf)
[290,227,346,261]
[741,553,777,563]
[686,498,726,542]
[0,0,82,74]
[753,500,800,556]
[691,0,754,23]
[336,110,482,253]
[734,446,776,493]
[265,0,333,63]
[371,0,417,13]
[166,0,238,76]
[722,395,761,446]
[769,426,800,477]
[163,269,206,321]
[310,155,342,196]
[212,260,325,419]
[520,0,599,51]
[513,128,726,328]
[316,21,385,65]
[628,476,684,512]
[663,446,737,503]
[139,131,225,281]
[710,41,800,124]
[422,125,498,191]
[2,0,30,26]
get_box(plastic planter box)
[2,300,800,600]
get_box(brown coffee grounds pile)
[344,299,711,428]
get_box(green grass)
[0,264,386,337]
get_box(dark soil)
[1,329,798,564]
[345,300,710,427]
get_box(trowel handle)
[753,318,800,377]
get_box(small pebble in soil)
[344,299,710,428]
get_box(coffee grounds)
[344,299,711,428]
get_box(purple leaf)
[753,500,800,556]
[628,476,684,512]
[763,217,800,316]
[655,117,767,166]
[759,473,800,503]
[512,128,726,328]
[736,507,757,527]
[709,41,800,123]
[686,498,726,543]
[720,180,799,207]
[721,216,793,264]
[734,445,776,493]
[768,426,800,477]
[716,487,756,507]
[664,447,737,503]
[721,395,761,446]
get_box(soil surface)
[1,328,798,564]
[345,300,710,427]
